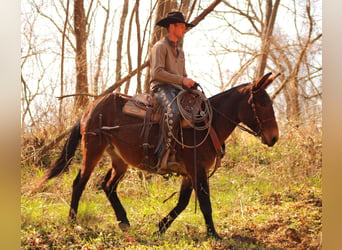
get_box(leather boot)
[158,148,182,174]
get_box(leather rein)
[212,87,275,139]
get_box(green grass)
[21,126,322,249]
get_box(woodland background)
[21,0,322,248]
[21,0,321,137]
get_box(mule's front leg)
[157,176,193,234]
[194,170,221,239]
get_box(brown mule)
[38,72,280,239]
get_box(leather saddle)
[121,92,201,175]
[122,92,200,128]
[120,91,223,176]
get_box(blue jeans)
[152,84,181,151]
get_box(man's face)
[170,23,186,40]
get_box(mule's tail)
[37,119,82,188]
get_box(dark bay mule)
[38,72,280,239]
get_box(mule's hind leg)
[69,138,107,221]
[157,176,193,234]
[102,146,129,231]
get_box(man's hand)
[182,77,195,88]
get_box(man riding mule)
[37,69,280,239]
[149,11,197,171]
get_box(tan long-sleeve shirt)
[149,35,187,89]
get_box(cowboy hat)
[156,11,195,28]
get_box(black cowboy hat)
[156,11,195,28]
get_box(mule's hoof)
[118,222,130,232]
[68,216,77,224]
[207,229,222,240]
[208,232,222,240]
[153,230,162,237]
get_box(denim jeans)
[152,84,181,151]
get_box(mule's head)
[239,72,280,147]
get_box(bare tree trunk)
[93,0,110,96]
[143,0,178,93]
[115,0,129,93]
[59,0,70,130]
[73,0,89,114]
[124,2,136,94]
[135,0,143,94]
[255,0,280,78]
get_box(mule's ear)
[253,72,273,91]
[253,72,281,91]
[262,72,281,89]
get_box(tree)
[143,0,178,93]
[221,0,321,123]
[270,0,322,122]
[21,0,321,146]
[73,0,89,114]
[255,0,280,79]
[115,0,129,93]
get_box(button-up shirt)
[149,35,187,89]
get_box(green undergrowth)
[21,126,322,249]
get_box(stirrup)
[160,148,171,170]
[158,148,182,174]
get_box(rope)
[177,89,213,131]
[165,87,213,149]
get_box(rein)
[212,88,270,138]
[211,107,259,137]
[249,89,277,140]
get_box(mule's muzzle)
[262,132,278,147]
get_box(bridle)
[213,87,275,139]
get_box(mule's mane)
[209,83,251,103]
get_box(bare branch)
[189,0,223,28]
[32,1,76,51]
[57,93,98,100]
[102,61,150,96]
[186,0,198,22]
[223,0,261,35]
